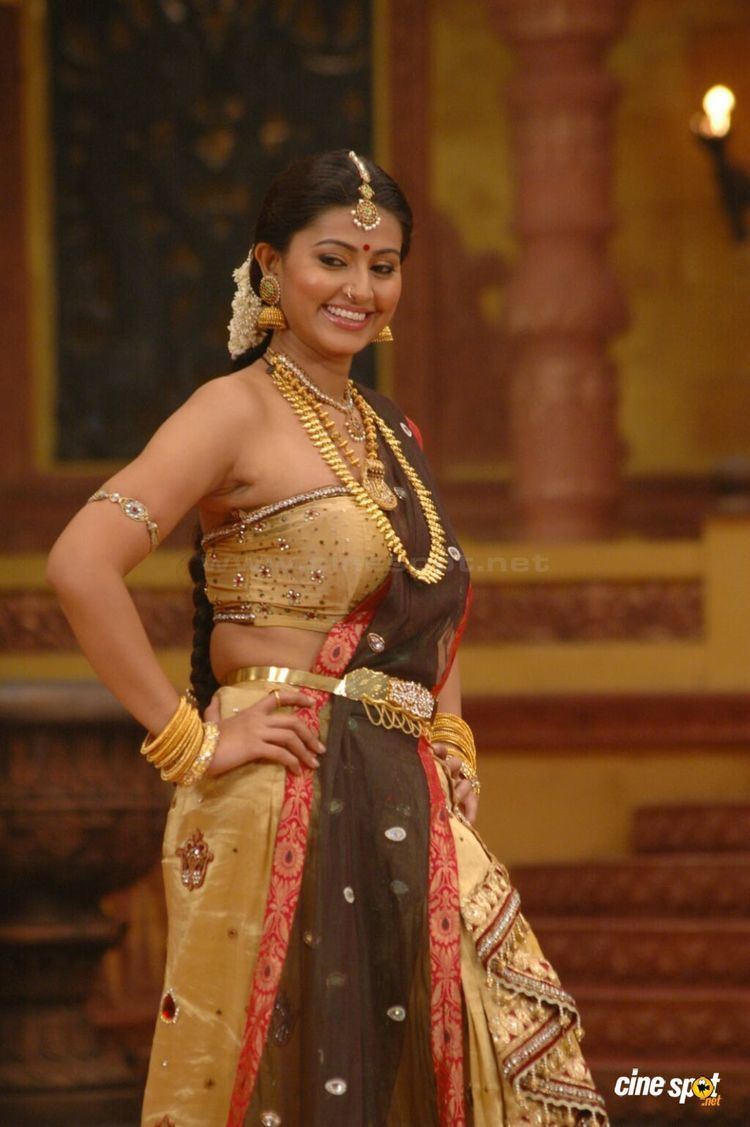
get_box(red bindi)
[363,244,370,251]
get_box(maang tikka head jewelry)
[348,150,381,232]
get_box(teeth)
[326,305,367,322]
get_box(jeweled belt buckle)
[385,676,436,721]
[342,667,390,702]
[342,668,435,722]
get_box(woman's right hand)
[203,688,326,778]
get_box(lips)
[323,304,374,330]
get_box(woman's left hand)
[431,740,479,825]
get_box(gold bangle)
[180,722,220,787]
[152,710,202,772]
[431,714,475,748]
[141,696,191,762]
[431,714,477,773]
[160,715,205,781]
[439,741,476,774]
[141,695,203,775]
[140,700,181,757]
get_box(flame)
[702,85,736,138]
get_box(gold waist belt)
[223,664,436,739]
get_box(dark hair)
[189,524,219,713]
[234,148,412,371]
[189,150,413,711]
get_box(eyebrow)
[313,238,401,256]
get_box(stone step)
[529,916,750,985]
[569,985,750,1057]
[632,803,750,854]
[589,1057,750,1125]
[511,853,750,917]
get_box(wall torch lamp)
[692,85,750,240]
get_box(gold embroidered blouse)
[202,485,393,630]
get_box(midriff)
[210,620,333,685]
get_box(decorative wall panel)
[48,0,373,460]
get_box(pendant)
[361,456,399,510]
[345,403,366,442]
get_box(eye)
[319,254,346,268]
[372,262,397,275]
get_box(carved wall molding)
[466,580,702,644]
[514,856,750,917]
[466,693,750,751]
[1,580,703,653]
[0,590,192,650]
[532,917,750,986]
[578,991,750,1055]
[632,803,750,854]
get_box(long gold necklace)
[266,350,398,510]
[265,355,449,584]
[306,386,400,512]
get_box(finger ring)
[272,689,282,707]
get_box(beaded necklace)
[264,353,449,584]
[266,348,365,442]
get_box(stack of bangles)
[140,692,220,787]
[430,711,480,797]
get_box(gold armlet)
[88,489,160,550]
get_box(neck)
[269,331,353,399]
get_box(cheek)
[382,276,402,309]
[282,266,328,307]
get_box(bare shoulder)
[180,361,270,429]
[118,360,273,504]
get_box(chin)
[315,330,372,357]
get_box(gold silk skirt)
[142,679,609,1127]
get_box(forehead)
[296,206,403,252]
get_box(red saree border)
[416,735,466,1127]
[225,583,388,1127]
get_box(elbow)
[47,535,124,598]
[46,538,75,595]
[46,536,93,597]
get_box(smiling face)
[255,206,404,361]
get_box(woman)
[48,150,610,1127]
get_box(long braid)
[188,524,219,714]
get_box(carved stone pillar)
[0,684,168,1124]
[490,0,631,539]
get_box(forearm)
[436,655,462,716]
[51,564,181,734]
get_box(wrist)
[140,692,219,786]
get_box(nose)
[344,267,373,305]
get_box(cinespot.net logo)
[614,1068,721,1107]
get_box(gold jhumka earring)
[257,274,288,332]
[227,247,288,358]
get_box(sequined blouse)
[202,485,393,630]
